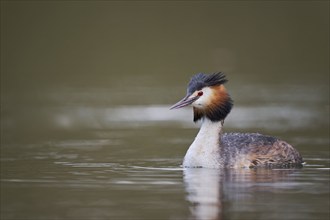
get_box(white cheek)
[193,98,205,108]
[192,87,213,108]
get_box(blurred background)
[2,1,328,88]
[1,1,329,220]
[1,1,329,139]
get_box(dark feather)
[193,107,204,122]
[187,72,228,95]
[204,95,233,122]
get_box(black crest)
[187,72,228,94]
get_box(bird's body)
[221,132,303,168]
[170,72,303,169]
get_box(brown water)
[1,2,329,220]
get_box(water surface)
[1,83,329,220]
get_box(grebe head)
[170,72,233,122]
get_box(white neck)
[183,118,223,168]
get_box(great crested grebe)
[170,72,303,168]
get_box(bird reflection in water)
[183,168,300,220]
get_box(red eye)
[197,91,203,96]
